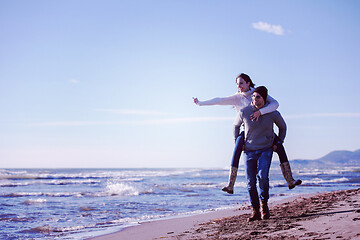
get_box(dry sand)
[88,188,360,240]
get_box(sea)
[1,166,359,240]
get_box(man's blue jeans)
[244,148,273,208]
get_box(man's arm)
[274,111,287,142]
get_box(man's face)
[252,92,265,109]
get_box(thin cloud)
[285,113,360,119]
[135,117,233,125]
[28,121,129,127]
[96,109,173,116]
[27,117,234,127]
[69,79,79,84]
[252,21,285,35]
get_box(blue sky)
[1,0,359,168]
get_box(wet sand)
[88,188,360,240]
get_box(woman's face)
[236,77,251,93]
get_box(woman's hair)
[236,73,255,88]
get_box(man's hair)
[253,86,268,102]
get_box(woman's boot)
[261,200,270,220]
[280,162,302,189]
[222,167,238,194]
[248,206,261,222]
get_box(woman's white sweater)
[197,88,279,124]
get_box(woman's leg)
[232,131,245,168]
[273,135,302,189]
[222,132,244,194]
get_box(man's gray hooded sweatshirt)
[234,103,287,151]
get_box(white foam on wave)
[270,180,288,187]
[2,192,82,198]
[0,169,103,181]
[46,179,101,185]
[217,181,247,188]
[29,225,53,234]
[105,183,139,196]
[54,225,90,232]
[303,177,349,185]
[0,173,38,180]
[121,169,207,180]
[0,169,203,184]
[121,177,144,182]
[23,198,47,205]
[297,168,345,176]
[0,181,30,187]
[29,224,91,233]
[182,182,218,189]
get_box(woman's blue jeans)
[244,148,273,208]
[231,132,287,168]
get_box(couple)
[193,73,301,221]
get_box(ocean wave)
[0,169,201,182]
[46,179,101,185]
[302,177,349,185]
[27,225,53,234]
[120,177,144,182]
[0,179,100,188]
[0,214,32,222]
[1,192,82,198]
[181,181,248,189]
[0,173,102,181]
[79,206,96,211]
[1,167,359,240]
[105,183,139,196]
[0,182,30,187]
[23,224,91,234]
[182,182,219,189]
[297,169,347,176]
[0,169,110,181]
[141,188,155,194]
[1,183,142,198]
[270,180,288,188]
[23,198,47,205]
[78,182,142,198]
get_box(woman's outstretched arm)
[259,95,279,115]
[193,94,238,106]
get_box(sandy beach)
[88,188,360,240]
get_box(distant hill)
[289,149,360,168]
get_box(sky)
[1,0,360,168]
